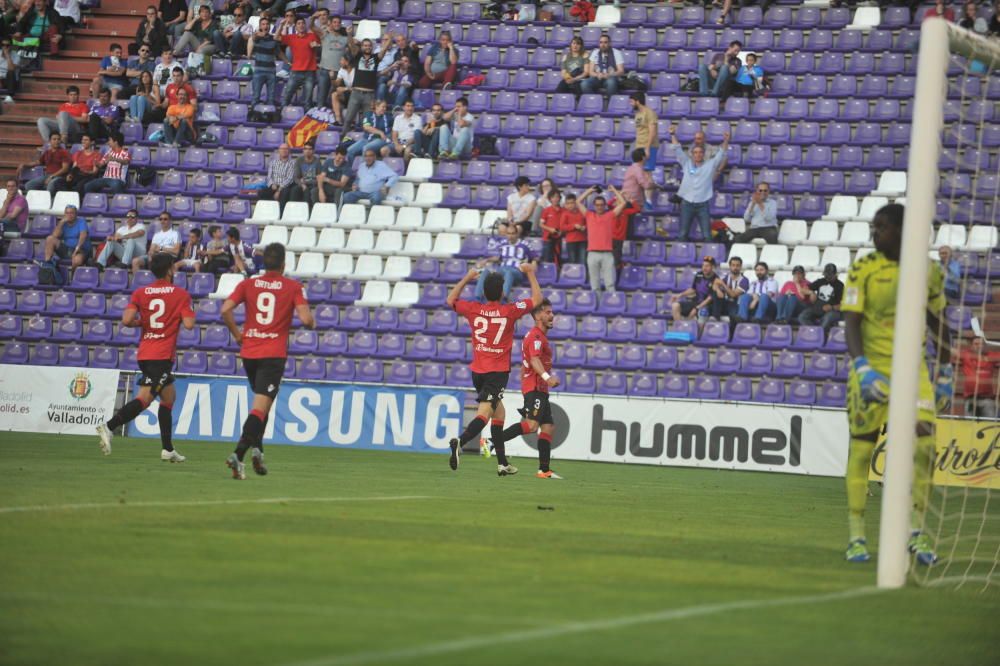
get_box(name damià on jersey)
[254,279,284,289]
[143,286,176,294]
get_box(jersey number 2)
[473,316,507,345]
[256,292,276,325]
[148,298,166,329]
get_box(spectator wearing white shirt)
[97,209,147,269]
[330,55,355,126]
[581,34,625,96]
[736,181,779,244]
[132,212,181,271]
[390,100,423,162]
[438,96,475,160]
[736,261,778,322]
[506,176,537,237]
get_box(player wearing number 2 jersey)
[446,263,541,476]
[221,243,315,480]
[96,253,196,461]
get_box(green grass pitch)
[1,432,996,666]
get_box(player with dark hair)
[96,253,195,460]
[498,298,562,479]
[842,203,953,564]
[221,243,315,480]
[446,262,542,476]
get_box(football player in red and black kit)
[220,243,315,480]
[446,262,542,476]
[96,253,195,461]
[498,298,562,478]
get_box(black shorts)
[678,298,700,317]
[55,243,90,261]
[137,359,175,396]
[243,357,285,399]
[522,391,553,425]
[471,371,508,407]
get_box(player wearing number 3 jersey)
[446,263,542,476]
[96,253,196,461]
[221,243,315,480]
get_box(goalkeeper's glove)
[852,356,890,404]
[935,363,954,412]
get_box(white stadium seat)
[825,195,858,222]
[337,203,368,228]
[394,206,424,230]
[807,220,839,246]
[847,5,880,30]
[423,207,454,232]
[837,222,871,248]
[382,256,412,281]
[307,202,338,227]
[777,219,807,245]
[367,204,396,229]
[819,246,852,272]
[723,217,746,235]
[855,247,874,262]
[386,181,414,206]
[355,280,391,307]
[788,245,821,271]
[401,231,433,255]
[279,201,310,226]
[210,273,244,300]
[482,209,507,231]
[316,227,345,252]
[354,18,381,41]
[414,183,443,207]
[967,225,998,250]
[256,225,288,248]
[345,229,375,253]
[591,4,621,27]
[402,158,433,182]
[374,230,403,255]
[286,227,316,252]
[248,200,280,225]
[430,232,461,257]
[49,191,80,215]
[289,251,324,278]
[758,244,789,270]
[451,209,481,234]
[25,190,51,214]
[387,281,419,308]
[872,170,906,197]
[855,195,889,221]
[933,224,967,249]
[728,243,757,265]
[352,254,383,279]
[773,270,792,287]
[323,253,353,278]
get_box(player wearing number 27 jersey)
[221,243,315,480]
[445,263,542,476]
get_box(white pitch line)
[284,586,884,666]
[0,495,435,515]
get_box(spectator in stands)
[259,143,296,210]
[84,131,131,195]
[37,85,88,143]
[699,40,741,98]
[798,263,844,332]
[506,176,536,236]
[938,245,963,300]
[162,86,196,146]
[14,0,61,55]
[160,0,189,43]
[144,66,195,125]
[775,265,813,324]
[201,225,230,273]
[609,185,641,268]
[630,92,658,173]
[390,100,422,162]
[53,0,81,34]
[133,213,180,271]
[690,130,720,161]
[923,0,955,21]
[96,209,147,269]
[174,4,221,56]
[576,185,628,293]
[724,52,763,102]
[670,125,730,241]
[474,222,535,302]
[736,181,778,244]
[43,205,91,270]
[539,188,564,266]
[581,33,625,97]
[0,0,17,39]
[90,43,128,102]
[555,36,588,98]
[226,226,253,276]
[0,37,20,93]
[220,4,253,58]
[960,1,989,32]
[50,134,101,194]
[0,179,27,234]
[622,148,656,212]
[317,146,351,205]
[990,0,1000,35]
[314,12,351,114]
[531,178,557,230]
[87,88,122,143]
[418,30,457,90]
[736,261,778,322]
[957,336,1000,418]
[280,17,320,107]
[414,102,444,159]
[273,7,297,38]
[135,5,169,56]
[123,46,157,101]
[381,55,414,109]
[248,16,279,116]
[670,256,719,321]
[291,141,321,207]
[438,96,475,160]
[20,132,71,194]
[341,148,399,205]
[561,192,587,266]
[128,70,160,123]
[348,98,392,161]
[177,226,203,272]
[342,38,381,130]
[152,49,182,93]
[329,54,355,126]
[711,255,749,319]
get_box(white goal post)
[878,18,1000,589]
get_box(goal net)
[877,18,1000,591]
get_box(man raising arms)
[446,263,542,476]
[221,243,315,480]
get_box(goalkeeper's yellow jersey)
[841,251,946,372]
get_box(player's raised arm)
[520,262,542,307]
[446,267,479,308]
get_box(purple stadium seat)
[677,347,708,373]
[585,342,616,369]
[751,378,783,404]
[324,358,353,382]
[786,381,816,406]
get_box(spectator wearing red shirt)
[20,133,71,194]
[36,85,89,143]
[608,184,641,269]
[281,17,320,108]
[957,336,1000,418]
[923,0,955,22]
[144,66,197,125]
[48,134,103,194]
[560,192,587,266]
[622,148,656,211]
[775,265,814,324]
[538,189,564,267]
[575,185,629,292]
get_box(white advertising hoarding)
[0,365,121,435]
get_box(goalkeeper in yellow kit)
[842,203,953,565]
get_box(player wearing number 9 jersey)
[445,262,542,476]
[96,253,196,461]
[221,243,315,480]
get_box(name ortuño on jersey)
[229,272,307,359]
[453,298,535,373]
[128,280,195,361]
[521,325,552,394]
